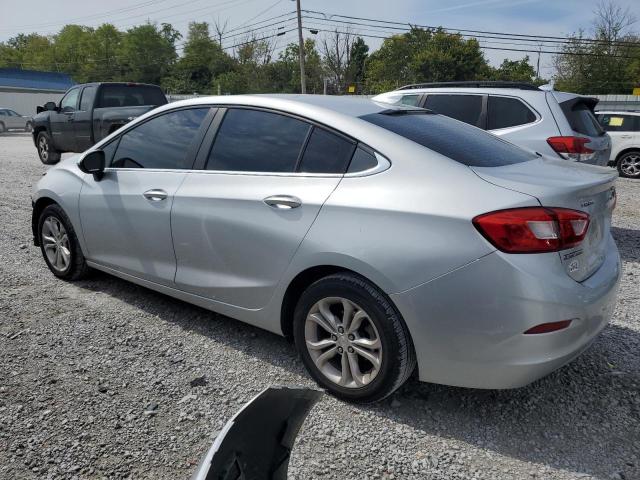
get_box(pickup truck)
[32,82,167,164]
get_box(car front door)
[6,110,25,129]
[79,107,213,285]
[50,87,80,151]
[172,107,355,309]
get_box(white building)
[0,68,75,117]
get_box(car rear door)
[79,107,213,285]
[597,113,640,161]
[171,107,354,309]
[74,85,98,151]
[50,87,80,151]
[423,94,485,128]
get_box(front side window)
[298,127,355,174]
[487,96,536,130]
[424,94,483,127]
[8,110,20,116]
[206,109,310,173]
[111,108,209,169]
[60,88,80,112]
[598,114,639,132]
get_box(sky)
[0,0,638,78]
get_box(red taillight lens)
[547,136,594,161]
[524,320,573,334]
[473,207,590,253]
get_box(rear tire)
[38,204,90,281]
[617,150,640,179]
[36,131,61,165]
[293,273,416,403]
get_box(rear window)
[360,111,537,167]
[561,100,604,137]
[97,85,167,108]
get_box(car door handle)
[263,195,302,209]
[620,135,632,139]
[143,189,168,201]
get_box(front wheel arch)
[32,197,58,245]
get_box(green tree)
[489,56,537,82]
[117,23,180,84]
[163,22,233,93]
[346,37,369,86]
[366,27,490,92]
[554,1,639,94]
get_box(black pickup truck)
[32,82,167,164]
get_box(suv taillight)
[473,207,590,253]
[547,136,595,162]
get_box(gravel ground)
[1,132,639,480]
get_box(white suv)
[596,111,640,178]
[373,82,612,166]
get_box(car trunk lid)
[471,157,617,282]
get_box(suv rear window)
[97,85,167,108]
[360,111,536,167]
[560,100,604,137]
[487,96,536,130]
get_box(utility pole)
[296,0,306,93]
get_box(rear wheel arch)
[616,147,640,162]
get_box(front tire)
[38,204,90,280]
[617,151,640,179]
[293,273,416,403]
[36,131,61,165]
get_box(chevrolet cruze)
[32,95,621,402]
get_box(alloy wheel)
[38,136,49,161]
[620,154,640,177]
[41,216,71,272]
[304,297,382,388]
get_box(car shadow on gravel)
[612,226,640,262]
[76,272,640,480]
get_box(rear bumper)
[391,234,621,389]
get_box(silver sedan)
[32,95,621,402]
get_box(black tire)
[36,131,61,165]
[293,273,416,403]
[617,150,640,179]
[38,204,90,281]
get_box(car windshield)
[360,110,537,167]
[97,85,167,108]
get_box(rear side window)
[424,94,483,127]
[97,85,167,108]
[400,95,421,106]
[111,108,208,169]
[348,147,378,173]
[298,128,356,174]
[561,100,604,136]
[207,109,310,172]
[80,86,97,111]
[360,112,536,167]
[598,114,640,132]
[487,96,536,130]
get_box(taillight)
[547,136,594,161]
[473,207,590,253]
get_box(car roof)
[167,94,416,118]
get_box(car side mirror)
[44,101,57,111]
[36,106,44,114]
[79,150,105,181]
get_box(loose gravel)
[1,132,639,480]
